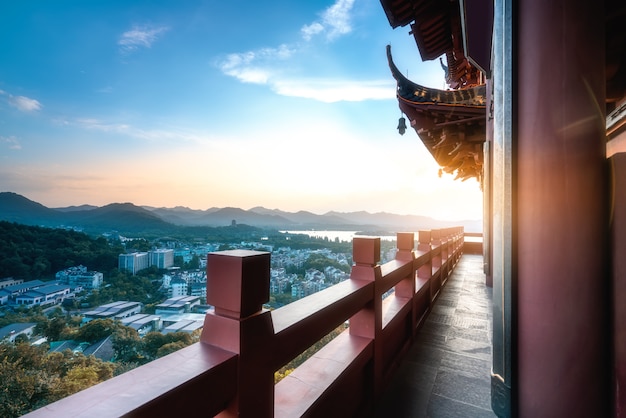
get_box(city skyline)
[0,0,482,221]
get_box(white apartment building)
[118,252,150,274]
[170,278,188,298]
[150,249,174,269]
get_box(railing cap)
[418,230,431,244]
[206,250,270,319]
[396,232,415,251]
[352,237,381,266]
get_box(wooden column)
[516,0,610,415]
[612,152,626,414]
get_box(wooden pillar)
[516,0,610,415]
[201,250,274,417]
[612,152,626,414]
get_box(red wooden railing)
[24,227,464,417]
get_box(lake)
[281,230,397,242]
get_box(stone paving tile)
[426,394,496,418]
[373,254,496,417]
[432,370,492,411]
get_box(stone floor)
[373,254,496,417]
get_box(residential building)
[169,278,188,298]
[0,280,46,299]
[118,252,150,274]
[56,265,103,290]
[83,301,143,322]
[15,284,71,307]
[162,319,203,335]
[0,277,23,289]
[0,322,36,342]
[120,314,162,336]
[150,249,174,269]
[189,282,206,300]
[155,296,201,316]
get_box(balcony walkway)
[373,254,496,417]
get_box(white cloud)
[272,79,395,102]
[75,118,131,133]
[217,44,294,84]
[1,135,21,150]
[118,24,169,54]
[216,0,384,103]
[301,0,355,41]
[8,95,42,112]
[301,22,324,41]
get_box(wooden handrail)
[24,227,465,418]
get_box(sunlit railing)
[24,227,465,417]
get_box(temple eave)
[387,45,486,183]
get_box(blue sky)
[0,0,482,221]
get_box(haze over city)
[0,0,482,221]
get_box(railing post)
[431,229,442,300]
[417,230,433,304]
[457,226,464,262]
[396,232,417,336]
[349,237,382,396]
[395,232,416,295]
[201,250,274,417]
[440,228,450,282]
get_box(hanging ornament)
[397,116,407,135]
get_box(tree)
[156,341,187,358]
[73,319,117,344]
[40,317,69,342]
[140,331,195,361]
[185,254,200,269]
[58,366,100,394]
[0,340,117,417]
[111,326,141,363]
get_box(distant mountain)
[54,204,98,212]
[249,207,352,227]
[324,210,451,230]
[68,203,174,233]
[0,192,65,226]
[196,207,295,227]
[0,193,174,234]
[0,192,482,234]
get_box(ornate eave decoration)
[387,45,486,182]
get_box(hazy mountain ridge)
[0,192,481,234]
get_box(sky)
[0,0,483,221]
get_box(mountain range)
[0,192,481,235]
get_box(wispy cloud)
[76,118,131,133]
[218,44,294,84]
[118,24,169,54]
[72,117,206,144]
[1,135,22,150]
[215,0,388,103]
[0,90,42,112]
[10,96,43,111]
[301,0,355,41]
[272,79,395,103]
